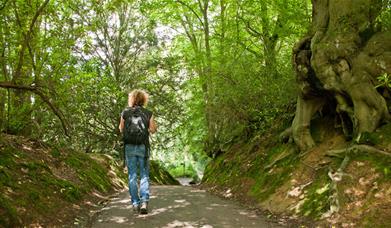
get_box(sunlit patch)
[112,199,130,204]
[162,220,200,228]
[124,205,133,209]
[108,216,128,223]
[22,145,32,151]
[92,191,109,200]
[190,189,206,193]
[210,203,228,207]
[238,210,258,219]
[147,207,168,216]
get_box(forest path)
[90,185,283,228]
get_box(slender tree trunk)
[0,90,5,131]
[291,0,391,151]
[260,2,278,78]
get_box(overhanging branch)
[0,81,70,137]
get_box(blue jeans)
[125,144,150,206]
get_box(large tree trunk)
[291,0,391,151]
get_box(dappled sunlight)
[145,206,168,216]
[190,189,206,193]
[239,210,258,218]
[210,203,228,207]
[107,216,129,223]
[112,198,131,204]
[91,191,111,200]
[92,185,282,227]
[136,199,191,217]
[162,220,213,228]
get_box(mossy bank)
[202,115,391,227]
[0,134,178,227]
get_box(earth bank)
[201,114,391,227]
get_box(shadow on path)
[91,185,283,228]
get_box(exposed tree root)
[326,144,391,158]
[323,143,391,219]
[322,155,351,219]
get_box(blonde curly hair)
[128,89,149,107]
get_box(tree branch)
[13,0,50,79]
[0,81,70,137]
[176,0,204,27]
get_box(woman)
[119,89,157,214]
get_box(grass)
[0,194,19,226]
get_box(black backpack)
[123,107,149,145]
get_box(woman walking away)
[119,89,157,214]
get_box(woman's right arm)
[149,115,157,134]
[119,117,124,133]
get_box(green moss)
[0,167,12,187]
[354,153,391,180]
[0,136,129,227]
[368,122,391,146]
[21,162,51,173]
[0,194,20,227]
[40,175,83,202]
[203,151,243,187]
[0,147,17,168]
[300,170,330,218]
[249,145,299,201]
[65,152,111,193]
[357,131,381,145]
[202,155,226,183]
[28,190,40,201]
[65,154,84,168]
[50,148,61,158]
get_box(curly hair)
[128,89,149,107]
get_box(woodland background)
[1,0,391,226]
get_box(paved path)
[91,185,283,228]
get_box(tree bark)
[291,0,391,151]
[0,89,5,130]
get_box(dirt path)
[90,185,283,228]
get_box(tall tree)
[151,0,310,157]
[291,0,391,151]
[0,0,72,136]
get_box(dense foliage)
[1,0,311,171]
